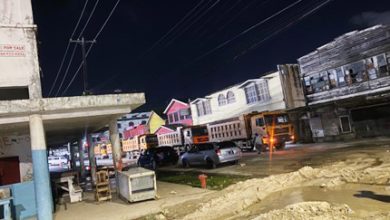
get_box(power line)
[234,0,334,59]
[138,0,206,60]
[54,44,78,97]
[53,0,101,95]
[78,0,101,38]
[48,0,89,97]
[60,0,122,96]
[162,0,222,49]
[184,0,305,66]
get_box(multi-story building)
[190,65,305,126]
[122,111,165,139]
[298,25,390,141]
[155,99,192,148]
[163,99,192,126]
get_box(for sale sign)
[0,44,26,57]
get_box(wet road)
[160,137,390,177]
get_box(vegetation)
[156,171,249,190]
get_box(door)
[0,156,21,185]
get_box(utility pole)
[70,37,96,95]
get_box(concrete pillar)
[87,134,97,184]
[109,119,122,171]
[29,114,53,220]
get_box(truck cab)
[250,111,294,150]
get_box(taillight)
[215,149,221,156]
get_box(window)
[244,80,270,104]
[119,133,123,139]
[226,91,235,103]
[141,120,147,125]
[256,80,270,101]
[327,69,338,88]
[343,61,366,84]
[168,114,174,123]
[245,85,258,104]
[255,118,265,127]
[376,54,388,77]
[117,123,122,129]
[339,116,351,133]
[196,100,212,116]
[204,100,212,115]
[303,76,313,94]
[173,112,179,122]
[218,94,227,106]
[196,102,205,116]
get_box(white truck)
[208,111,294,151]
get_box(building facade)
[190,66,304,126]
[122,111,165,139]
[163,99,192,126]
[298,25,390,141]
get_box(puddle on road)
[244,183,390,218]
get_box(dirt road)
[155,137,390,220]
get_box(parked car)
[137,147,179,170]
[180,141,242,169]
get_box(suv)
[137,147,179,170]
[180,141,242,169]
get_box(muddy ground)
[153,138,390,220]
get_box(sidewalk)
[54,181,212,220]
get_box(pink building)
[123,124,147,139]
[163,99,192,126]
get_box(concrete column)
[109,119,122,171]
[87,134,97,184]
[29,114,53,220]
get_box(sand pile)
[178,156,390,220]
[252,202,353,220]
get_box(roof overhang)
[0,93,145,144]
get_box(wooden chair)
[95,170,111,202]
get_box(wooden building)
[298,25,390,141]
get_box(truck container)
[208,111,294,151]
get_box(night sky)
[32,0,390,113]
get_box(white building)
[190,70,287,125]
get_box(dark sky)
[32,0,390,113]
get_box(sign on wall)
[0,44,26,57]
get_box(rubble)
[177,155,390,220]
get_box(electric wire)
[234,0,334,60]
[48,0,89,97]
[184,0,305,66]
[138,0,206,60]
[60,0,122,96]
[162,0,222,49]
[53,0,101,96]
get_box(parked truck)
[122,134,158,152]
[208,111,294,151]
[157,125,209,152]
